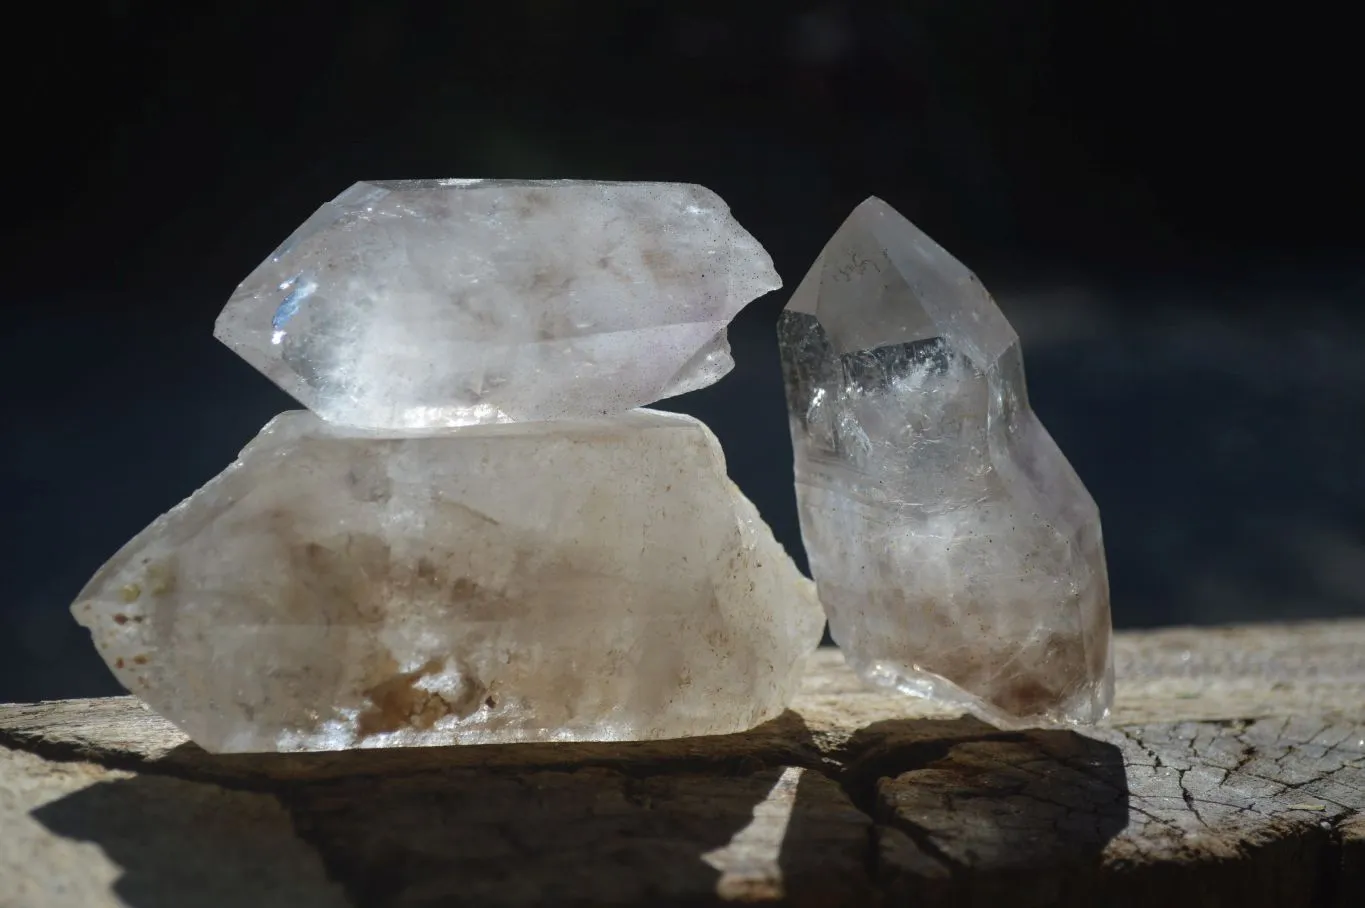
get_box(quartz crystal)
[71,409,823,753]
[778,198,1113,726]
[215,180,779,428]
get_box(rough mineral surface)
[70,409,823,753]
[214,180,779,428]
[778,197,1113,726]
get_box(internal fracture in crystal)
[72,410,823,753]
[215,180,780,428]
[778,197,1113,726]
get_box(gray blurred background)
[4,1,1361,701]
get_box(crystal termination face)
[71,410,824,753]
[214,180,781,429]
[777,197,1113,726]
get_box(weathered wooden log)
[2,620,1362,907]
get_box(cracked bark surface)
[2,620,1363,907]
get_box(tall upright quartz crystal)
[778,198,1113,726]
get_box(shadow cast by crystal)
[29,711,872,907]
[836,716,1130,904]
[30,772,349,908]
[27,708,1138,905]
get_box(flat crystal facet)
[71,410,823,753]
[215,180,780,428]
[778,198,1113,726]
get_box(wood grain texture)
[2,620,1363,907]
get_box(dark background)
[4,1,1361,701]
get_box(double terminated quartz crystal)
[73,180,822,753]
[779,198,1113,725]
[217,180,780,428]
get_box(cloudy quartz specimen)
[778,198,1113,726]
[215,180,779,428]
[71,410,823,753]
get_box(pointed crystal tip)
[784,196,1016,368]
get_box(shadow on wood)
[25,712,876,906]
[840,717,1131,905]
[21,712,1139,906]
[30,770,348,908]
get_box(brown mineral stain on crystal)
[279,530,391,625]
[444,574,520,623]
[357,658,450,737]
[533,307,579,343]
[640,247,686,284]
[344,455,392,504]
[944,633,1088,718]
[408,553,513,622]
[113,614,129,625]
[145,562,177,596]
[990,676,1055,717]
[356,656,491,737]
